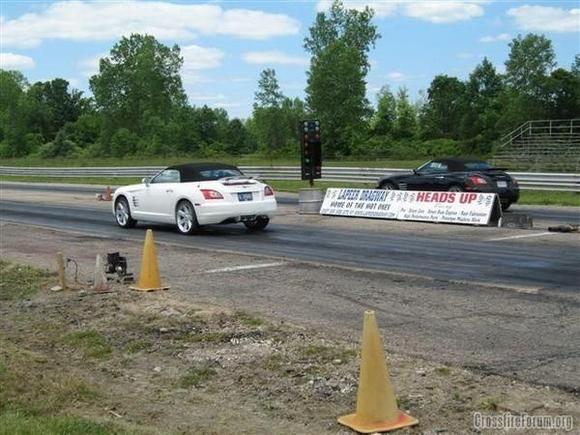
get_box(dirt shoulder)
[1,255,578,433]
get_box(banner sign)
[320,188,501,225]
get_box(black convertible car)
[377,158,519,210]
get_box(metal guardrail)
[1,166,579,192]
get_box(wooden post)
[56,252,66,290]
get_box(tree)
[26,78,85,141]
[460,58,503,146]
[90,34,186,143]
[0,70,29,156]
[304,1,380,157]
[250,69,302,157]
[394,87,417,139]
[422,75,465,139]
[505,34,556,98]
[545,68,580,119]
[571,54,580,78]
[372,86,396,136]
[254,69,283,108]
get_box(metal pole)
[56,252,67,290]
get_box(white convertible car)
[112,163,277,234]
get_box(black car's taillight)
[468,175,488,185]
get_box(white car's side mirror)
[142,177,150,186]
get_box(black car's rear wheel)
[501,202,512,211]
[380,182,397,190]
[448,185,464,192]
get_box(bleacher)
[492,119,580,172]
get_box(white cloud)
[479,32,511,43]
[507,5,579,33]
[457,52,484,59]
[212,102,241,109]
[0,52,35,70]
[386,71,407,82]
[316,1,487,23]
[189,94,227,101]
[77,53,107,77]
[242,51,309,66]
[2,1,300,48]
[403,1,485,23]
[64,77,81,89]
[316,0,398,18]
[181,45,224,73]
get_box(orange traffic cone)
[130,229,170,292]
[338,311,418,433]
[104,186,113,201]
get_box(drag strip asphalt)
[2,181,578,224]
[1,199,578,292]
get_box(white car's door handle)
[166,189,173,193]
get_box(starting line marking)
[204,262,286,274]
[486,232,556,242]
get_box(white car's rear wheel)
[115,197,136,228]
[176,200,198,235]
[244,216,270,231]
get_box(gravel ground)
[1,257,578,434]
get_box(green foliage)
[0,260,54,301]
[372,86,396,135]
[110,128,138,157]
[304,0,379,157]
[1,30,578,164]
[0,412,122,435]
[422,75,466,139]
[506,34,556,98]
[90,34,186,145]
[62,330,112,360]
[251,70,305,158]
[254,69,283,108]
[179,365,217,388]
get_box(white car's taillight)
[200,189,224,200]
[264,186,274,196]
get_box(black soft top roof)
[166,163,241,182]
[431,158,489,172]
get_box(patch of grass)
[480,397,499,411]
[299,344,356,364]
[435,367,451,376]
[518,190,580,207]
[263,353,285,371]
[1,175,141,186]
[186,331,229,343]
[0,260,54,301]
[63,330,112,360]
[234,311,265,327]
[0,339,101,415]
[0,411,124,435]
[267,180,373,193]
[452,392,462,401]
[178,365,217,388]
[124,340,152,354]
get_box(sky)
[1,1,579,118]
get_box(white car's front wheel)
[175,200,198,235]
[115,197,137,228]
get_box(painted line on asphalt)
[486,232,556,242]
[203,262,286,274]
